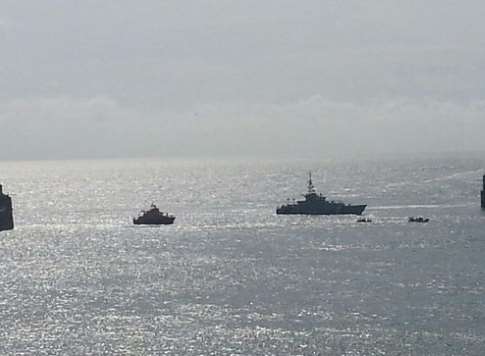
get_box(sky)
[0,0,484,160]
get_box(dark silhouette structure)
[133,204,175,225]
[408,216,430,223]
[481,175,485,209]
[0,184,14,231]
[277,172,366,215]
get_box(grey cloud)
[0,1,484,159]
[2,95,481,159]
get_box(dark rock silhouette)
[0,184,14,231]
[482,175,485,209]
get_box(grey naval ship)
[0,184,14,231]
[133,204,175,225]
[276,173,366,215]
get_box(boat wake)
[369,203,471,210]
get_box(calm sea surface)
[0,156,484,355]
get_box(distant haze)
[1,1,484,160]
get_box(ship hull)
[133,217,175,225]
[276,204,366,216]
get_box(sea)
[0,154,484,355]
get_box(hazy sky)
[1,0,484,160]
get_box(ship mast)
[307,171,316,194]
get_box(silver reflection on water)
[0,156,484,354]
